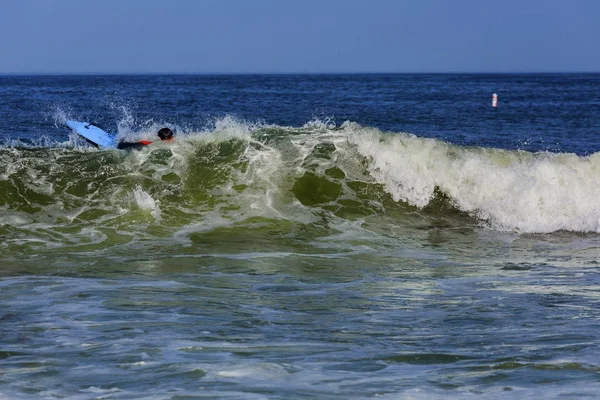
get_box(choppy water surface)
[1,74,600,399]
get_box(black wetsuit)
[117,141,151,150]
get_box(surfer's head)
[157,127,174,142]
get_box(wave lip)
[346,123,600,233]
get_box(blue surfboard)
[66,120,116,148]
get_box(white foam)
[132,186,161,221]
[215,363,290,380]
[343,123,600,233]
[133,186,156,210]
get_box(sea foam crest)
[344,123,600,233]
[133,186,161,221]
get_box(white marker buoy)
[492,93,498,107]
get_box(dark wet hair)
[157,127,174,141]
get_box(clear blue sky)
[1,0,599,74]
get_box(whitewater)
[3,117,600,238]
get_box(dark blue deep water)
[3,74,600,153]
[1,74,600,399]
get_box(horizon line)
[1,71,599,77]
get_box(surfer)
[157,127,174,142]
[117,127,174,150]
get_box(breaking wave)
[1,117,600,246]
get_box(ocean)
[1,74,600,399]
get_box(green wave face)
[0,124,405,258]
[2,121,600,260]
